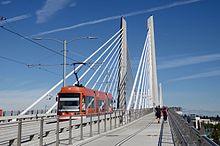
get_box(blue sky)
[0,0,220,115]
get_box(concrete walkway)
[73,113,174,146]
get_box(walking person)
[162,107,168,121]
[155,106,161,123]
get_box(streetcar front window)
[58,93,80,111]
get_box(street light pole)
[32,36,97,87]
[63,40,67,87]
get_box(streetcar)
[57,86,113,118]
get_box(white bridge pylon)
[127,16,159,111]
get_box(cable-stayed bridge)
[0,16,218,146]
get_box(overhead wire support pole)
[33,37,96,87]
[63,40,67,87]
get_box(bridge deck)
[71,112,174,146]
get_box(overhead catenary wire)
[0,54,60,76]
[0,54,27,65]
[1,22,100,73]
[0,26,79,62]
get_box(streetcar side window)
[85,96,95,108]
[108,98,112,107]
[99,100,105,110]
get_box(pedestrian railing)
[0,108,152,146]
[168,109,219,146]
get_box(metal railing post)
[129,110,131,122]
[126,111,128,124]
[90,114,93,137]
[56,116,59,146]
[114,111,117,128]
[69,116,72,144]
[104,112,106,132]
[110,112,112,130]
[39,117,44,146]
[98,113,100,134]
[122,110,124,125]
[135,109,137,119]
[80,115,83,140]
[119,110,121,127]
[17,119,22,146]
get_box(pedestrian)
[155,106,161,123]
[162,107,168,121]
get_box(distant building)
[200,118,211,124]
[190,114,220,129]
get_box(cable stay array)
[20,28,123,115]
[127,33,150,110]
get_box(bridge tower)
[147,16,159,107]
[117,17,128,110]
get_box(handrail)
[0,113,56,123]
[158,119,164,146]
[168,109,219,146]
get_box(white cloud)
[69,2,77,7]
[1,0,11,5]
[158,53,220,70]
[36,0,71,24]
[170,69,220,82]
[33,0,201,36]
